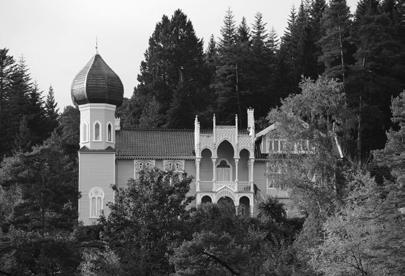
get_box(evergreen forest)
[0,0,404,275]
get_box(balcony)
[199,181,252,193]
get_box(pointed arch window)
[107,122,113,142]
[81,122,89,142]
[216,159,232,181]
[94,121,101,141]
[89,187,104,218]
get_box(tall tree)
[266,77,350,272]
[0,134,80,275]
[276,7,300,101]
[346,0,405,161]
[212,8,239,124]
[44,85,59,135]
[127,9,207,129]
[309,0,326,76]
[319,0,353,82]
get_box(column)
[196,158,201,192]
[234,158,239,189]
[249,158,254,192]
[212,158,217,182]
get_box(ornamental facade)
[72,52,303,225]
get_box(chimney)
[247,108,255,138]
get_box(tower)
[71,52,123,225]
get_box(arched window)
[89,187,104,218]
[94,121,101,141]
[81,122,88,142]
[107,122,113,142]
[217,159,232,181]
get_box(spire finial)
[95,37,99,54]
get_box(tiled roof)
[116,129,195,159]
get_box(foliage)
[100,169,193,275]
[125,9,209,129]
[0,131,79,275]
[319,0,353,81]
[310,171,405,276]
[0,49,57,160]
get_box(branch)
[202,250,240,275]
[0,270,11,276]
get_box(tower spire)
[95,36,99,54]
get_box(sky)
[0,0,359,109]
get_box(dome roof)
[71,54,123,106]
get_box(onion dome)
[71,54,123,106]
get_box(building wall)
[253,161,267,193]
[78,152,115,225]
[116,159,134,187]
[115,158,196,195]
[184,159,196,195]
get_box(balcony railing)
[198,181,252,193]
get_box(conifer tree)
[236,17,251,44]
[276,7,300,100]
[306,0,326,77]
[346,0,404,160]
[129,9,207,128]
[212,8,239,123]
[14,115,31,153]
[267,27,279,55]
[44,85,59,135]
[0,49,17,158]
[319,0,353,82]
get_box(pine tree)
[346,0,405,161]
[236,17,251,43]
[267,27,279,55]
[44,85,59,135]
[252,13,268,53]
[295,2,313,78]
[127,9,207,128]
[309,0,326,77]
[249,12,276,118]
[276,7,300,101]
[26,82,47,145]
[14,115,31,153]
[218,8,237,52]
[205,35,218,67]
[0,49,17,158]
[212,9,239,123]
[319,0,353,82]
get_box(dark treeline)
[0,0,404,275]
[119,0,404,162]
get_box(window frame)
[93,121,102,141]
[106,121,113,142]
[88,187,104,218]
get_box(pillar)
[212,158,217,182]
[196,158,201,192]
[234,158,239,183]
[249,158,254,192]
